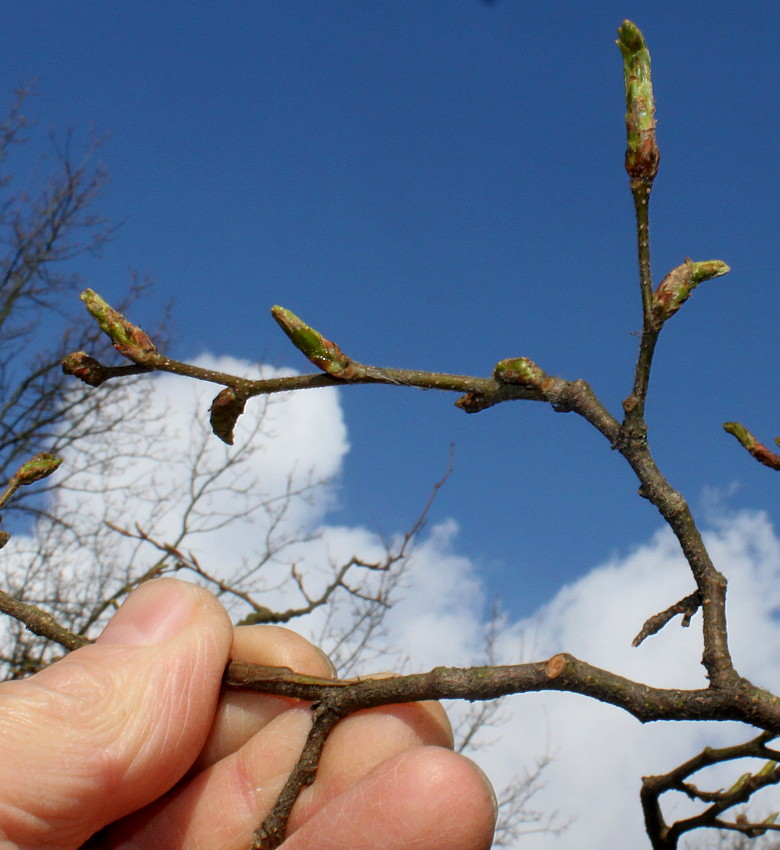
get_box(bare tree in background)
[0,84,139,674]
[685,832,780,850]
[0,86,549,845]
[0,85,417,676]
[0,88,415,677]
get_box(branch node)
[545,654,567,678]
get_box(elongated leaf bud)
[271,306,353,378]
[725,772,752,796]
[81,290,157,363]
[653,258,730,322]
[617,21,659,185]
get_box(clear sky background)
[2,2,780,846]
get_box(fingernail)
[99,579,199,646]
[314,646,338,679]
[472,759,499,819]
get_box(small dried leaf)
[209,388,247,445]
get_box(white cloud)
[405,514,780,849]
[13,355,780,848]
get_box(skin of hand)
[0,578,497,849]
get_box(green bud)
[724,772,752,796]
[617,21,660,184]
[653,258,730,321]
[14,453,63,486]
[690,260,731,284]
[493,357,547,389]
[271,306,354,378]
[723,421,755,449]
[81,290,157,363]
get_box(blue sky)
[3,1,778,618]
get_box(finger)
[282,747,497,850]
[290,700,454,826]
[98,704,315,849]
[102,695,457,848]
[192,624,336,771]
[0,578,233,848]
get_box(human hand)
[0,578,496,848]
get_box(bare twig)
[633,591,702,647]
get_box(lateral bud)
[271,306,356,378]
[724,772,752,796]
[80,289,157,363]
[61,351,112,387]
[652,258,730,322]
[493,357,547,390]
[13,452,63,486]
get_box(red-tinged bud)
[617,21,659,185]
[271,306,358,379]
[80,290,157,363]
[14,453,63,486]
[61,351,111,387]
[723,422,780,471]
[653,258,730,322]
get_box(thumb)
[0,578,233,848]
